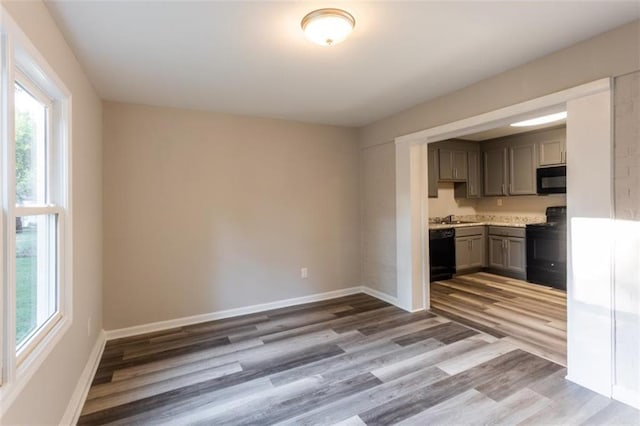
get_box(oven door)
[526,226,567,290]
[537,166,566,194]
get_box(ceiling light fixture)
[301,8,355,46]
[510,111,568,127]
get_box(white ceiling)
[46,1,639,127]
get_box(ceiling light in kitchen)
[510,111,567,127]
[301,8,355,46]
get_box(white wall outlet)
[301,267,308,279]
[497,198,503,206]
[87,317,92,337]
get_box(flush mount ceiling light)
[301,8,355,46]
[511,111,568,127]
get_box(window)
[0,15,72,402]
[14,77,62,359]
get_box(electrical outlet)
[301,267,308,279]
[88,317,92,337]
[497,198,503,206]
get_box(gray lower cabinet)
[439,149,467,181]
[509,143,537,195]
[488,236,507,269]
[487,226,526,278]
[455,226,486,272]
[506,237,526,274]
[428,148,439,198]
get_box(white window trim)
[0,7,73,415]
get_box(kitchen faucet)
[444,215,454,223]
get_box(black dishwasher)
[429,228,456,282]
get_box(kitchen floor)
[430,272,566,365]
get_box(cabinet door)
[455,237,471,271]
[488,236,506,269]
[452,150,468,180]
[428,148,439,198]
[509,143,537,195]
[539,139,565,166]
[467,150,481,198]
[506,237,526,274]
[469,235,485,268]
[439,149,454,180]
[484,148,507,196]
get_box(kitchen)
[427,115,568,365]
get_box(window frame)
[0,9,73,411]
[13,70,64,364]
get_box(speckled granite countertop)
[428,214,545,230]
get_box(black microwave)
[537,166,566,194]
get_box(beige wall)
[361,142,396,296]
[474,194,566,217]
[428,183,478,218]
[103,102,360,330]
[1,1,103,424]
[360,20,639,297]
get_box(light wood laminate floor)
[79,292,638,425]
[431,272,567,365]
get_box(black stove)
[526,206,567,290]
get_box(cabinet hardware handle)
[509,183,513,194]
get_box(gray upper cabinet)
[482,126,565,197]
[467,150,481,198]
[539,139,566,166]
[428,148,438,198]
[509,143,537,195]
[483,148,507,196]
[439,149,467,181]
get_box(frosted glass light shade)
[301,9,355,46]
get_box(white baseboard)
[613,384,640,409]
[360,286,401,308]
[60,330,106,425]
[105,287,365,341]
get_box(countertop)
[427,214,545,230]
[428,221,528,230]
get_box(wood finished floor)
[431,272,567,366]
[79,292,639,425]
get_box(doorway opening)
[425,117,568,365]
[394,78,615,398]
